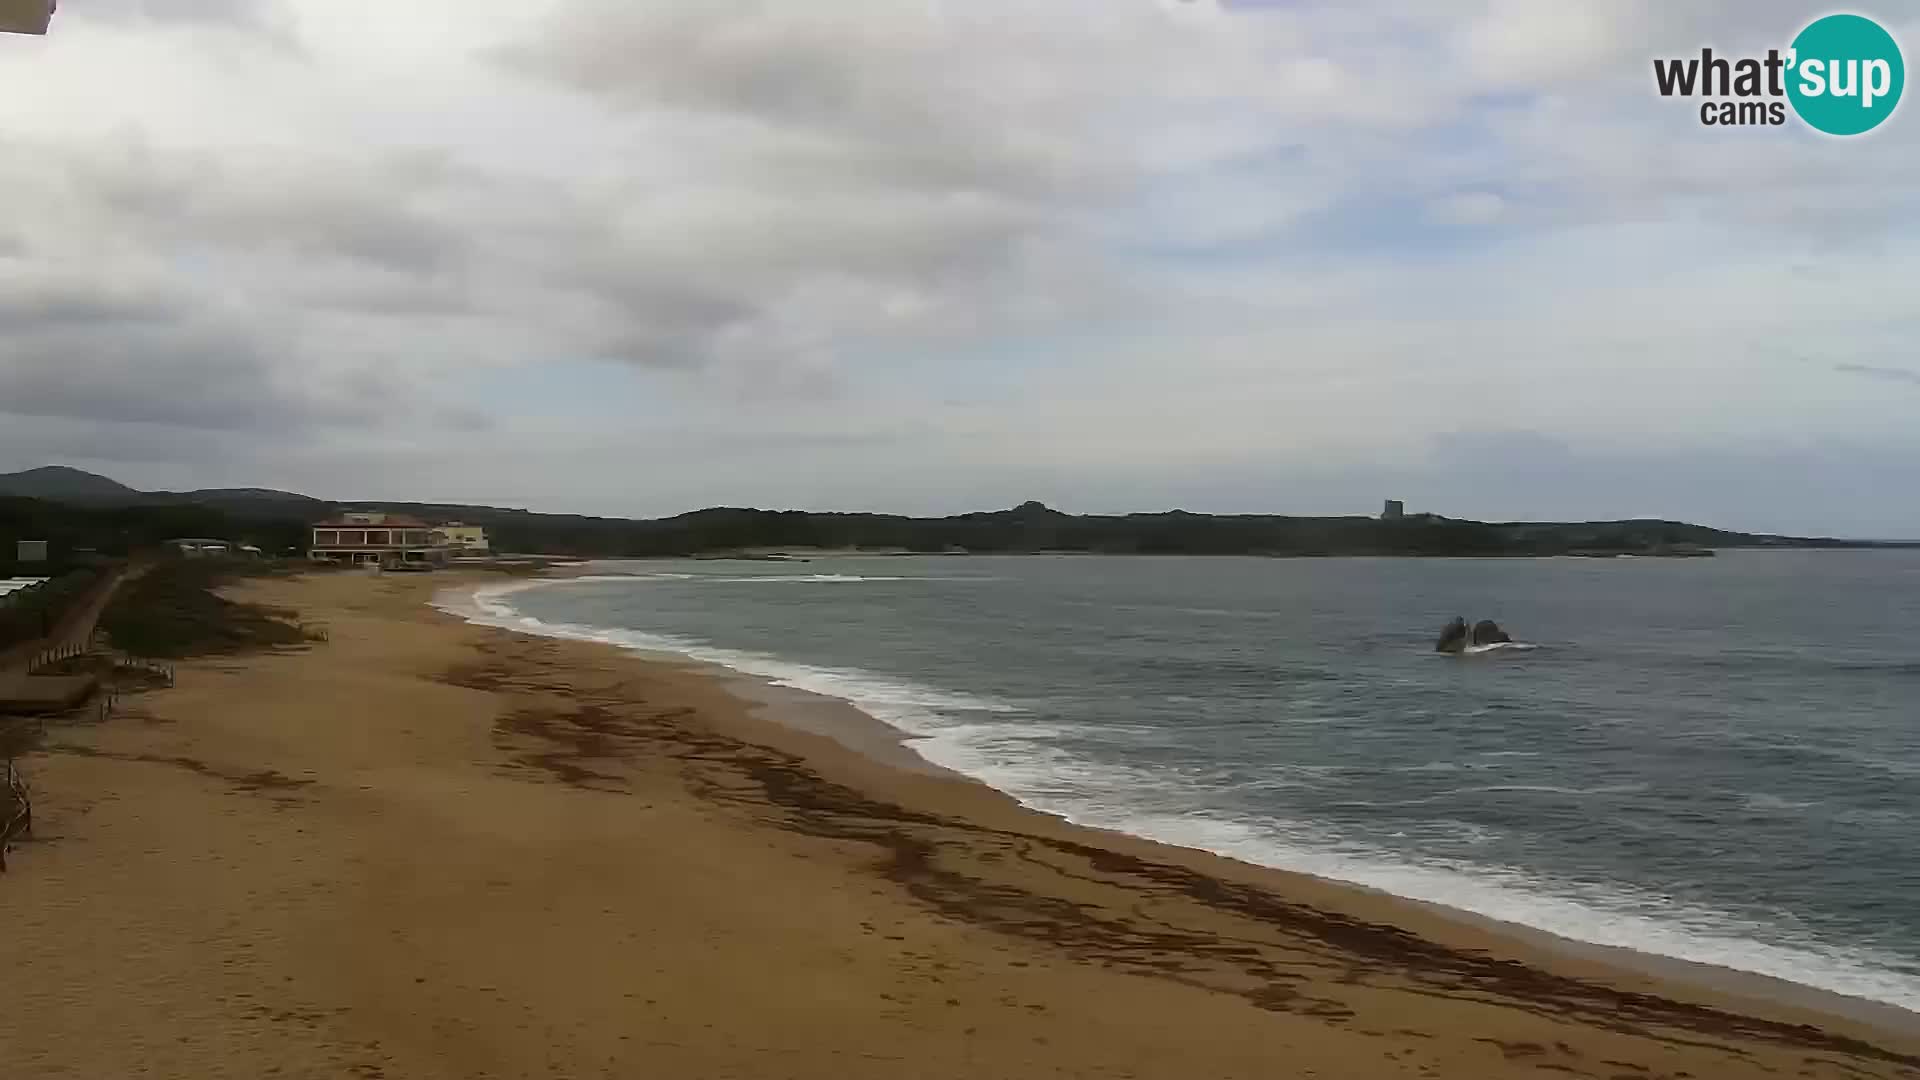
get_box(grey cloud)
[75,0,297,41]
[0,269,277,430]
[56,140,470,276]
[490,1,1179,373]
[0,278,183,329]
[1429,430,1580,470]
[296,274,476,318]
[505,5,1116,202]
[0,331,294,431]
[0,339,459,435]
[0,415,235,473]
[436,407,497,433]
[1834,362,1920,387]
[0,268,459,435]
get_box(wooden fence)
[24,646,174,688]
[113,656,176,688]
[1,758,29,872]
[26,642,86,675]
[2,649,175,873]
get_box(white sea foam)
[434,578,1920,1017]
[1742,792,1821,812]
[699,573,917,583]
[1078,810,1920,1014]
[1461,641,1541,655]
[439,579,1018,737]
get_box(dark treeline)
[0,566,102,650]
[543,502,1770,557]
[0,491,1887,563]
[0,496,306,564]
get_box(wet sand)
[2,569,1916,1079]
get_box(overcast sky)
[1,1,1916,535]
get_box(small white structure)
[1381,499,1406,522]
[168,538,234,558]
[432,522,490,554]
[0,577,50,602]
[0,0,54,35]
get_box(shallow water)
[447,551,1920,1013]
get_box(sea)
[441,551,1920,1015]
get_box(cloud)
[48,138,473,275]
[76,0,298,41]
[1426,191,1506,227]
[0,0,1915,535]
[1833,362,1920,387]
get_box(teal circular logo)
[1787,14,1905,135]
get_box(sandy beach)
[3,569,1916,1080]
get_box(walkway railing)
[113,656,176,688]
[22,646,175,688]
[1,758,30,872]
[25,642,86,675]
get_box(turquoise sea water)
[447,551,1920,1014]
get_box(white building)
[433,522,490,554]
[309,512,448,568]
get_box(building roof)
[0,0,56,36]
[313,515,436,529]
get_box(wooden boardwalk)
[0,565,140,716]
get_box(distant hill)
[1,464,1911,559]
[171,487,323,504]
[0,465,141,502]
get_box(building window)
[367,530,390,546]
[315,530,338,547]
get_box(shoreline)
[441,573,1919,1034]
[6,569,1916,1078]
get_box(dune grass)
[97,561,310,659]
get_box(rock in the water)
[1471,619,1511,646]
[1435,616,1469,653]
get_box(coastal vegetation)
[3,468,1906,562]
[96,561,309,659]
[0,566,101,651]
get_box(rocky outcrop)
[1471,619,1511,646]
[1437,617,1514,652]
